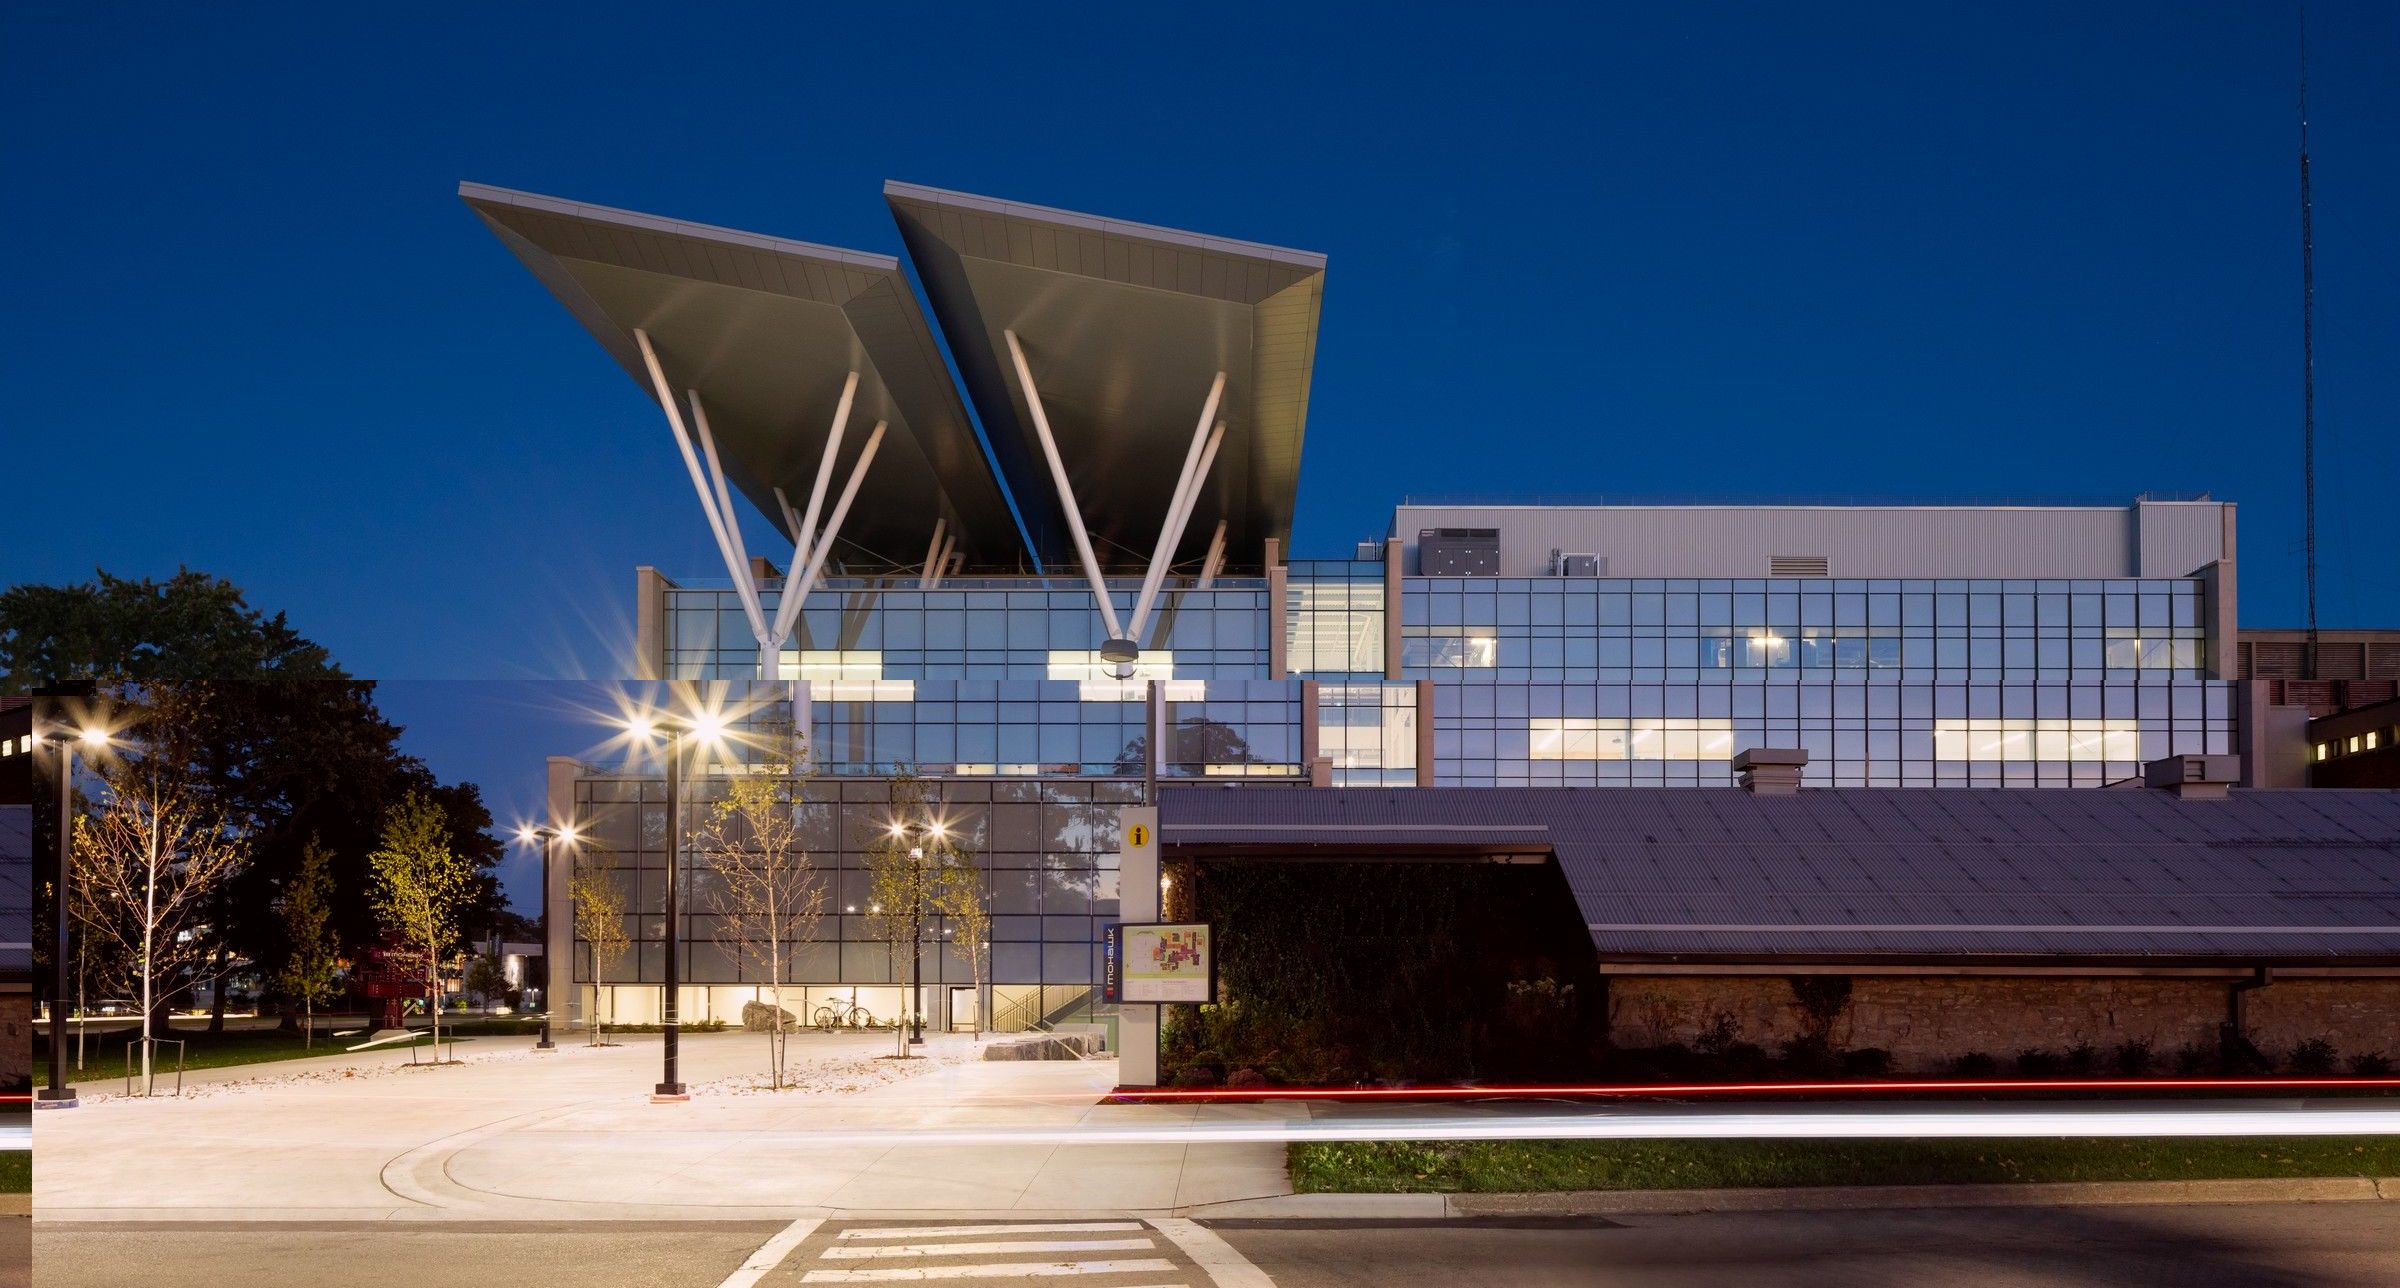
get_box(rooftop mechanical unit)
[1420,528,1501,576]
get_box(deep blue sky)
[7,3,2396,906]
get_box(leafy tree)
[277,837,342,1048]
[370,791,475,1060]
[4,570,506,1030]
[693,732,823,1086]
[464,954,509,1009]
[570,858,628,1045]
[864,772,942,1058]
[0,568,334,691]
[70,686,250,1091]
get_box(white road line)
[717,1216,826,1288]
[1147,1218,1276,1288]
[823,1238,1156,1259]
[838,1222,1144,1240]
[802,1260,1178,1282]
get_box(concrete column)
[1265,539,1287,680]
[545,756,582,1029]
[1383,537,1403,680]
[1116,805,1161,1086]
[1415,679,1436,787]
[634,567,672,681]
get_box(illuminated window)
[1530,718,1735,761]
[2316,743,2331,762]
[1934,719,2139,762]
[2369,731,2382,751]
[1401,626,1496,668]
[776,649,914,701]
[2104,637,2200,670]
[1288,581,1384,674]
[2348,736,2363,754]
[1320,684,1418,785]
[1046,650,1204,702]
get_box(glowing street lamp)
[34,685,116,1110]
[888,816,948,1046]
[512,822,577,1052]
[617,705,729,1101]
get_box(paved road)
[35,1203,2400,1286]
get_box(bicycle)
[813,998,876,1032]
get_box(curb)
[0,1196,28,1219]
[1192,1176,2400,1220]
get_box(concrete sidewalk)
[37,1031,1295,1223]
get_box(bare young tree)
[935,840,991,1039]
[570,858,628,1046]
[693,732,823,1087]
[369,790,474,1063]
[864,771,941,1058]
[71,704,250,1093]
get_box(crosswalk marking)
[718,1216,826,1288]
[836,1223,1144,1241]
[799,1259,1179,1283]
[1146,1218,1277,1288]
[823,1238,1157,1260]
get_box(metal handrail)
[123,1037,186,1098]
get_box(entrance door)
[948,986,979,1032]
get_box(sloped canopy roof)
[462,183,1021,568]
[887,182,1324,573]
[1159,787,2400,965]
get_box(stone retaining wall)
[1605,974,2400,1072]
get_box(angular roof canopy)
[462,183,1021,568]
[887,182,1324,573]
[1159,787,2400,966]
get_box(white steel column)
[795,372,859,572]
[1003,329,1125,647]
[634,329,768,646]
[921,529,955,590]
[1196,519,1229,589]
[917,518,948,589]
[1126,375,1226,646]
[774,488,805,545]
[770,421,886,648]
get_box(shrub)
[1777,1035,1840,1078]
[2287,1038,2339,1075]
[2347,1052,2391,1077]
[1692,1012,1744,1057]
[1953,1051,1998,1077]
[1226,1067,1269,1089]
[1170,1065,1219,1088]
[2061,1043,2100,1076]
[1712,1041,1772,1080]
[2111,1039,2155,1076]
[2173,1042,2215,1075]
[1841,1047,1893,1077]
[2015,1049,2061,1077]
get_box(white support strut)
[771,421,886,647]
[918,518,948,590]
[634,329,769,644]
[774,487,805,545]
[1126,373,1227,644]
[1197,518,1229,589]
[923,529,956,590]
[688,391,756,585]
[1004,329,1125,643]
[1131,419,1223,642]
[795,372,860,572]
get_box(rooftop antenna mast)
[2298,5,2320,679]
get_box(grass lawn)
[1289,1137,2400,1194]
[0,1150,26,1194]
[34,1024,462,1084]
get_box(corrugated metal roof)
[1157,787,2400,963]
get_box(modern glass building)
[471,181,2242,1034]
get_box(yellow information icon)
[1126,823,1150,848]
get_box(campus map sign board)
[1103,922,1216,1004]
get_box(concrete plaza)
[35,1030,1297,1223]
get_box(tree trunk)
[206,940,229,1034]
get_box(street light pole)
[909,842,926,1046]
[39,729,79,1108]
[655,724,687,1099]
[516,824,573,1052]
